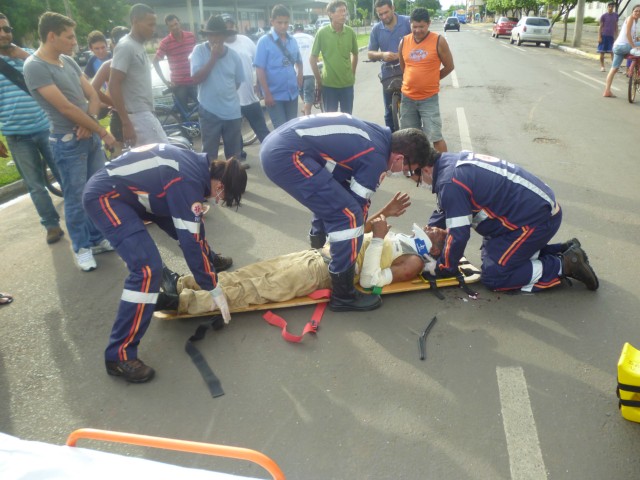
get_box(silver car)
[510,17,552,48]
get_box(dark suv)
[444,17,461,32]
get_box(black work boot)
[329,265,382,312]
[106,358,155,383]
[309,231,327,249]
[561,237,581,254]
[212,254,233,272]
[161,265,180,295]
[562,245,599,290]
[155,291,179,311]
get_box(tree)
[3,0,129,47]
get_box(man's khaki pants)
[177,250,331,314]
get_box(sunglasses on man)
[0,26,14,34]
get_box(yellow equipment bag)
[617,342,640,423]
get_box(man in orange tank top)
[399,8,454,153]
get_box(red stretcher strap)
[262,289,331,343]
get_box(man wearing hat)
[190,15,244,161]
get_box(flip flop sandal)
[0,293,13,306]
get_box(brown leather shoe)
[106,358,155,383]
[562,245,599,291]
[46,226,64,244]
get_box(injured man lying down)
[156,193,448,316]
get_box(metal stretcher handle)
[66,428,285,480]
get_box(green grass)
[0,136,20,188]
[357,33,370,49]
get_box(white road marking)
[456,107,473,151]
[499,43,512,50]
[451,70,459,88]
[512,46,527,54]
[496,366,547,480]
[574,70,620,91]
[559,70,599,90]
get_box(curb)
[0,178,28,205]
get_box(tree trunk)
[563,14,569,42]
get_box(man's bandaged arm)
[359,238,393,288]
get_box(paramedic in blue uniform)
[260,113,432,312]
[403,139,599,292]
[83,143,247,383]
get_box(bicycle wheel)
[155,104,181,128]
[42,160,63,197]
[241,116,258,146]
[630,63,640,103]
[391,91,401,132]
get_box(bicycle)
[380,63,403,131]
[155,88,260,147]
[627,50,640,103]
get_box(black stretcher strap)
[420,272,445,300]
[185,317,225,398]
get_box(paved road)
[2,23,640,479]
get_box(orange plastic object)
[66,428,285,480]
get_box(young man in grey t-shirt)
[24,12,116,272]
[109,3,168,147]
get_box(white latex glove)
[210,285,231,324]
[423,255,438,276]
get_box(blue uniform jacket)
[428,152,558,275]
[88,144,217,290]
[264,114,392,209]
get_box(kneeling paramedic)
[83,143,247,383]
[402,132,599,292]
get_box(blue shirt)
[190,43,244,120]
[0,49,50,135]
[254,29,301,101]
[368,15,411,79]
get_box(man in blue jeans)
[0,12,63,244]
[367,0,411,130]
[255,4,302,129]
[24,12,117,271]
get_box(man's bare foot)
[603,91,616,98]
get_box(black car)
[444,17,460,32]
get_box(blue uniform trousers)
[480,210,563,292]
[84,186,164,362]
[262,152,364,274]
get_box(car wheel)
[545,42,551,48]
[510,36,514,44]
[516,35,523,46]
[457,27,460,32]
[536,42,540,46]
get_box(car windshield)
[526,18,550,26]
[508,17,518,22]
[447,18,457,23]
[498,17,509,23]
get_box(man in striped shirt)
[153,13,197,114]
[407,147,599,292]
[0,12,63,244]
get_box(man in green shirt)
[310,0,358,113]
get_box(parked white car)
[510,17,552,48]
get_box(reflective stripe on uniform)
[173,217,200,234]
[121,289,159,304]
[350,178,374,200]
[107,156,179,177]
[471,209,489,228]
[521,259,543,292]
[136,192,152,213]
[446,214,472,229]
[328,225,364,243]
[324,160,336,173]
[456,159,555,208]
[294,124,371,141]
